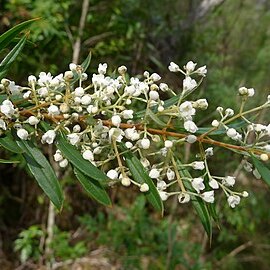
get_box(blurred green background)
[0,0,270,269]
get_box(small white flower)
[81,95,92,105]
[125,141,133,148]
[150,73,161,82]
[67,133,80,145]
[98,63,107,75]
[28,116,39,125]
[226,128,237,138]
[122,109,134,119]
[157,180,167,190]
[69,63,77,71]
[23,91,31,99]
[205,147,214,157]
[194,99,208,110]
[166,168,175,181]
[225,108,234,117]
[227,195,241,208]
[121,177,131,187]
[17,128,29,140]
[168,62,180,72]
[59,159,68,168]
[211,120,219,127]
[54,150,63,162]
[73,125,81,133]
[140,158,150,168]
[186,135,197,144]
[238,86,248,95]
[260,153,269,161]
[37,87,48,97]
[183,76,197,92]
[111,115,121,127]
[149,90,159,100]
[159,83,168,92]
[140,183,149,192]
[191,161,205,170]
[139,138,150,149]
[247,88,255,97]
[82,150,94,161]
[179,101,196,119]
[107,169,118,180]
[74,87,85,97]
[185,61,197,73]
[149,168,160,179]
[159,191,169,201]
[124,127,140,141]
[184,120,198,133]
[109,128,124,142]
[196,65,207,76]
[209,179,219,189]
[178,193,191,203]
[28,75,37,84]
[191,177,205,193]
[201,191,215,203]
[164,140,173,148]
[223,176,235,187]
[41,130,56,144]
[0,100,15,118]
[0,119,7,130]
[48,105,60,115]
[242,191,249,197]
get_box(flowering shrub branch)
[0,54,270,235]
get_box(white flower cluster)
[0,59,269,210]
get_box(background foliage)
[0,0,270,269]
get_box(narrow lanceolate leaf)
[251,154,270,187]
[176,158,212,237]
[146,109,166,127]
[57,132,108,183]
[0,158,20,163]
[14,134,63,210]
[0,35,27,75]
[0,36,27,79]
[120,145,164,214]
[74,168,112,206]
[0,131,24,153]
[0,18,39,50]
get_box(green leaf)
[251,154,270,187]
[146,109,166,127]
[56,132,108,183]
[0,18,39,50]
[14,134,63,210]
[0,131,24,153]
[0,35,27,78]
[120,144,164,214]
[0,158,20,163]
[74,168,112,206]
[176,158,212,237]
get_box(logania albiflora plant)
[0,55,270,236]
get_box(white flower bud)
[48,104,60,115]
[59,159,68,168]
[28,116,39,125]
[55,94,62,101]
[192,161,205,170]
[224,176,235,187]
[69,63,77,71]
[159,83,168,92]
[164,140,173,148]
[157,180,167,191]
[227,195,240,208]
[178,193,191,203]
[28,75,37,84]
[226,128,237,138]
[242,191,249,197]
[82,150,94,161]
[184,120,198,133]
[0,119,7,130]
[60,103,70,113]
[149,90,159,100]
[140,158,150,168]
[121,177,131,187]
[150,73,161,82]
[122,109,134,119]
[211,120,219,127]
[64,71,73,80]
[166,168,175,181]
[225,108,234,116]
[149,168,160,179]
[67,133,80,145]
[54,150,63,162]
[41,130,56,144]
[260,153,269,161]
[191,177,205,193]
[140,138,150,149]
[125,141,133,149]
[168,62,180,72]
[209,179,219,189]
[186,135,197,144]
[73,125,81,133]
[140,183,149,192]
[17,128,29,140]
[185,61,197,73]
[107,169,118,180]
[98,63,107,75]
[81,95,92,105]
[196,65,207,76]
[201,191,214,203]
[247,88,255,97]
[238,87,248,95]
[74,87,84,97]
[23,91,31,99]
[158,105,164,112]
[81,73,88,81]
[118,65,127,74]
[159,191,169,201]
[111,115,121,127]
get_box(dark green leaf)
[0,131,24,153]
[57,132,108,183]
[14,134,63,210]
[0,35,27,75]
[146,109,166,127]
[0,158,20,163]
[176,158,212,237]
[120,144,164,214]
[0,18,39,50]
[74,168,111,206]
[251,154,270,187]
